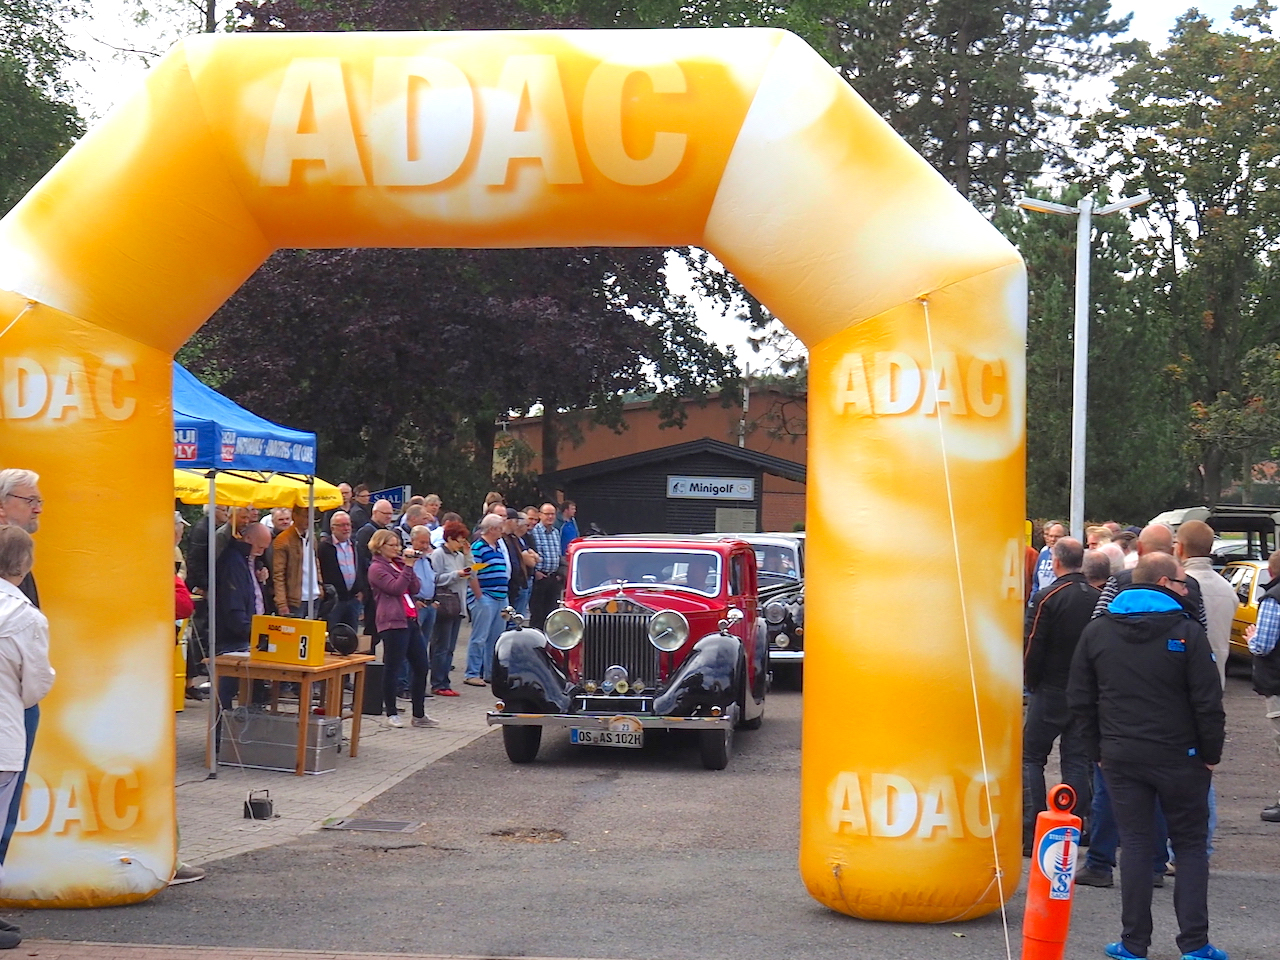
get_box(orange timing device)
[250,615,327,667]
[1021,783,1082,960]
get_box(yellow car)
[1222,559,1272,659]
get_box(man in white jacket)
[1177,520,1239,689]
[0,525,55,949]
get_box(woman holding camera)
[365,530,435,728]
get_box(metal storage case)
[219,706,342,775]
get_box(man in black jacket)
[1023,537,1098,853]
[1068,553,1227,960]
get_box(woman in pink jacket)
[365,530,436,728]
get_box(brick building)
[499,388,808,534]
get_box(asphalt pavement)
[10,670,1280,960]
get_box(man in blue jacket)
[1068,553,1227,960]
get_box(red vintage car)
[486,536,767,769]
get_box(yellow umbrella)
[173,469,277,507]
[174,469,343,510]
[261,473,343,510]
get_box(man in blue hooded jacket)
[1068,552,1227,960]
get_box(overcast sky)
[65,1,1269,120]
[58,1,1269,365]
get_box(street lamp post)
[1017,192,1150,541]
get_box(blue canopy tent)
[174,363,316,474]
[173,363,322,775]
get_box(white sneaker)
[385,714,404,728]
[411,715,439,728]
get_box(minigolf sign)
[0,28,1025,919]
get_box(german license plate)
[570,726,643,748]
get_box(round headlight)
[647,610,689,652]
[764,600,787,624]
[543,608,584,650]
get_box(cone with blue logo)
[1022,783,1081,960]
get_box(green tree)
[1083,2,1280,504]
[0,0,84,215]
[811,1,1130,207]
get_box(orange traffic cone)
[1021,783,1082,960]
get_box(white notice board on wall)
[667,476,755,500]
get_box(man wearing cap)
[1113,529,1138,569]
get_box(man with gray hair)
[0,470,41,606]
[1022,536,1099,854]
[1083,549,1113,589]
[0,468,43,879]
[463,513,510,686]
[423,494,442,532]
[1034,520,1066,592]
[395,504,429,548]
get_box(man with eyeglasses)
[1034,521,1066,592]
[1068,553,1227,960]
[529,503,565,629]
[0,469,44,914]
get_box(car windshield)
[753,543,799,580]
[572,549,723,596]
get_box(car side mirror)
[718,608,745,634]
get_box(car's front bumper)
[768,648,804,662]
[486,711,734,730]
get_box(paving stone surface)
[175,635,496,865]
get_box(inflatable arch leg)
[0,28,1024,916]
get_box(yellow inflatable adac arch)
[0,28,1025,917]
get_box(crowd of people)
[1022,518,1280,960]
[179,486,582,730]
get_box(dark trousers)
[529,572,563,629]
[378,627,428,718]
[0,705,38,861]
[327,597,361,634]
[1022,684,1092,844]
[430,615,462,690]
[1104,759,1213,956]
[1086,764,1169,877]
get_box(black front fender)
[652,632,742,718]
[492,628,574,713]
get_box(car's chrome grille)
[575,696,654,713]
[582,613,658,685]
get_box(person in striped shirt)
[462,514,509,686]
[1245,549,1280,823]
